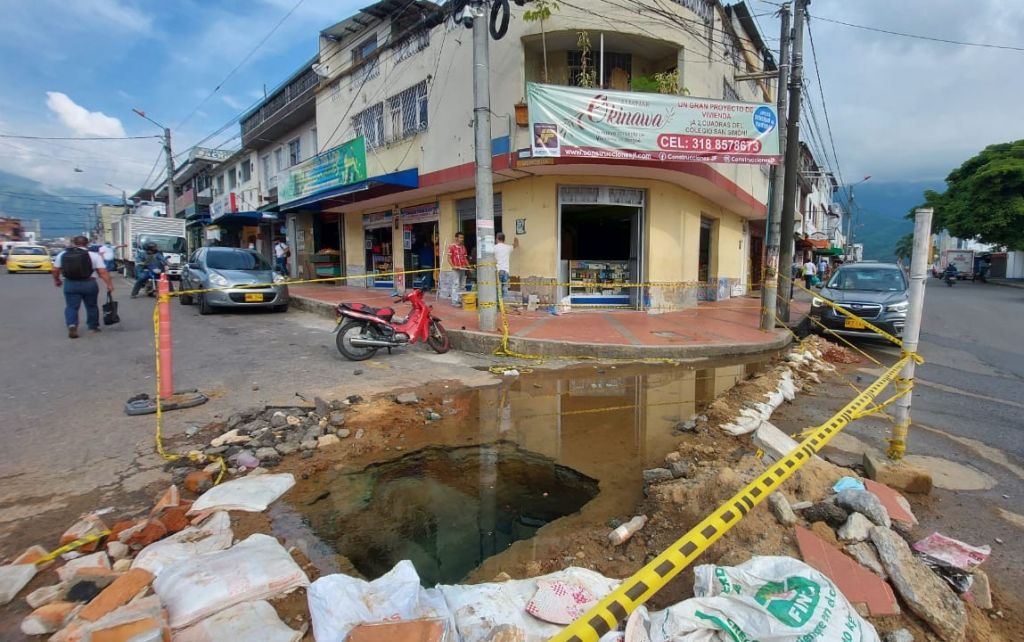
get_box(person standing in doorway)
[817,256,829,281]
[446,232,470,304]
[52,236,114,338]
[493,232,518,303]
[802,255,817,289]
[274,238,290,276]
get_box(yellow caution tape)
[35,530,112,565]
[552,354,912,642]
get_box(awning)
[279,168,419,212]
[814,247,844,256]
[211,211,280,226]
[185,214,211,226]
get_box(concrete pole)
[759,1,791,331]
[888,207,932,460]
[164,128,176,221]
[472,2,497,332]
[776,0,808,323]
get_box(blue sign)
[753,106,777,134]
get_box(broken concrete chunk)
[838,512,874,542]
[767,493,796,527]
[106,542,130,561]
[318,434,341,449]
[13,544,50,567]
[0,564,37,605]
[836,489,891,528]
[845,542,887,579]
[642,468,673,484]
[20,601,79,635]
[26,582,66,609]
[60,514,108,553]
[753,421,801,463]
[870,525,966,642]
[801,501,848,528]
[863,452,933,494]
[57,552,111,582]
[396,392,419,405]
[967,569,993,610]
[883,630,914,642]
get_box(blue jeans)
[498,270,510,300]
[64,279,99,329]
[276,257,287,275]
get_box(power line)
[805,19,848,204]
[175,0,308,130]
[0,133,162,141]
[810,13,1024,52]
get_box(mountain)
[845,180,944,261]
[0,169,119,239]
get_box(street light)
[845,175,871,261]
[133,109,174,220]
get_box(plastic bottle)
[608,515,648,545]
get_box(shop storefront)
[363,210,394,288]
[456,194,503,263]
[557,186,644,307]
[400,203,439,291]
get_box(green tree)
[915,140,1024,249]
[894,233,915,261]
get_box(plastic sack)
[308,560,451,642]
[0,564,36,605]
[647,557,880,642]
[188,473,294,514]
[154,533,309,629]
[440,567,619,642]
[132,511,232,576]
[174,600,302,642]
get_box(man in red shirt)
[446,232,470,304]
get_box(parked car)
[6,245,54,274]
[179,247,288,314]
[809,262,909,339]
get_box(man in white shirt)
[493,232,518,302]
[52,235,114,338]
[98,241,116,272]
[274,239,289,276]
[802,257,817,289]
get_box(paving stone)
[864,479,918,525]
[870,525,965,642]
[795,525,900,617]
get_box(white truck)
[112,203,187,282]
[941,249,974,280]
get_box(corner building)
[292,0,776,310]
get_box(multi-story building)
[276,0,779,307]
[796,142,842,260]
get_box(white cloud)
[45,92,127,138]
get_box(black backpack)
[62,247,93,280]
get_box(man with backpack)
[51,236,114,338]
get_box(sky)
[0,0,1022,200]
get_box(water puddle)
[276,357,769,585]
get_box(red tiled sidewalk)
[289,283,809,359]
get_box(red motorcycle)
[334,289,450,361]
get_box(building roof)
[320,0,439,42]
[726,1,777,71]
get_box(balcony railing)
[241,67,319,138]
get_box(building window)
[241,160,252,183]
[261,154,271,183]
[723,79,740,101]
[352,102,385,149]
[395,30,430,63]
[669,0,714,25]
[310,127,317,154]
[215,175,224,196]
[288,138,301,166]
[567,50,631,88]
[274,147,284,173]
[228,167,237,190]
[386,80,429,142]
[351,35,379,85]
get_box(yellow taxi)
[6,245,54,273]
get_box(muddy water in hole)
[275,358,768,585]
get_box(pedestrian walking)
[51,235,114,339]
[817,256,828,279]
[802,256,818,289]
[493,232,518,302]
[446,232,470,304]
[274,238,290,276]
[99,241,116,272]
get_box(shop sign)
[189,147,233,163]
[401,202,439,223]
[363,210,392,229]
[527,82,781,166]
[278,137,368,206]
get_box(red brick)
[123,519,167,548]
[90,617,169,642]
[149,485,180,516]
[21,602,79,635]
[79,569,154,622]
[60,515,109,553]
[156,507,190,534]
[109,520,141,542]
[795,525,900,617]
[183,470,213,494]
[864,479,917,526]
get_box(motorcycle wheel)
[336,321,380,361]
[427,319,451,354]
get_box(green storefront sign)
[527,82,780,166]
[278,137,368,206]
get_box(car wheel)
[198,293,214,315]
[179,293,193,305]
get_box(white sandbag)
[154,533,309,629]
[188,473,294,514]
[174,600,302,642]
[646,556,880,642]
[0,564,37,605]
[308,560,451,642]
[719,407,764,436]
[440,567,619,642]
[132,511,233,576]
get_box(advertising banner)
[527,82,780,165]
[278,137,368,206]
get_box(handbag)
[103,292,120,325]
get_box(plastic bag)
[0,564,36,605]
[647,557,880,641]
[154,533,309,629]
[308,560,451,642]
[188,473,294,514]
[132,511,232,576]
[174,600,302,642]
[912,532,990,571]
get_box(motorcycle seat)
[339,302,395,321]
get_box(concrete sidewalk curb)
[987,278,1024,289]
[290,294,795,360]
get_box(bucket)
[462,291,477,310]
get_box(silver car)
[179,247,289,314]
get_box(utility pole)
[759,1,791,331]
[471,1,497,332]
[889,207,932,460]
[164,128,175,219]
[776,0,807,323]
[844,176,870,261]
